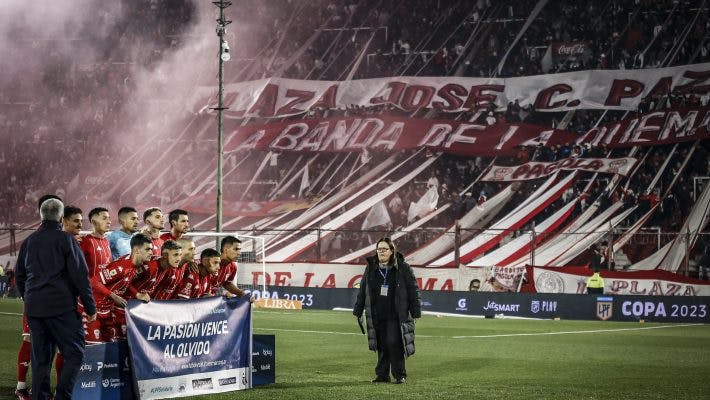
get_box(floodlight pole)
[213,0,232,247]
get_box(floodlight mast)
[212,0,232,248]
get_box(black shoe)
[394,378,406,384]
[371,376,390,383]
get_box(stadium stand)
[0,0,708,277]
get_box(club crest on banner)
[596,296,614,321]
[531,300,540,314]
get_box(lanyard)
[378,266,389,282]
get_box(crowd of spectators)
[1,1,709,268]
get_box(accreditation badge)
[380,285,388,296]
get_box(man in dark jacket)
[353,238,421,384]
[15,197,97,400]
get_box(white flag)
[298,164,310,197]
[407,186,439,222]
[362,200,391,230]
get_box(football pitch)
[1,298,709,400]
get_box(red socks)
[17,340,31,383]
[55,353,64,383]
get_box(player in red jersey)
[210,236,249,299]
[160,209,189,242]
[141,207,164,256]
[61,205,83,241]
[174,249,221,299]
[86,234,153,343]
[152,240,187,300]
[176,238,197,269]
[79,207,112,278]
[125,240,181,301]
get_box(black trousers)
[374,318,406,380]
[27,311,85,400]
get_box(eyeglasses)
[376,247,391,252]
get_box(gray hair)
[40,198,64,222]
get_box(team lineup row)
[12,197,249,400]
[61,204,249,343]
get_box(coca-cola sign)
[552,42,588,57]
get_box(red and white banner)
[220,107,710,156]
[526,266,710,296]
[235,263,710,295]
[480,266,527,292]
[237,262,459,291]
[482,157,637,181]
[223,115,574,156]
[577,107,710,148]
[190,62,710,117]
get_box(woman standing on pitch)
[353,237,421,384]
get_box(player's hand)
[86,313,97,323]
[248,295,255,304]
[110,293,127,308]
[136,292,151,303]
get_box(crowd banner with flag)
[527,266,710,296]
[190,62,710,117]
[126,297,252,400]
[481,157,637,181]
[218,107,709,156]
[407,186,439,222]
[362,200,391,229]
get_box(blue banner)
[126,296,252,399]
[72,341,135,400]
[252,335,275,386]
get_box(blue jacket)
[15,220,97,318]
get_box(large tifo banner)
[220,107,710,156]
[189,62,710,117]
[126,297,252,400]
[482,157,636,181]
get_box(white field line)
[255,323,705,339]
[3,311,704,340]
[450,323,703,339]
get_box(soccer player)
[210,236,248,298]
[174,249,221,299]
[79,207,112,278]
[176,238,197,269]
[87,234,153,343]
[152,240,187,300]
[125,240,181,302]
[160,209,189,242]
[107,206,140,259]
[141,207,164,256]
[61,206,83,241]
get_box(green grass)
[1,297,709,399]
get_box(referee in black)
[15,196,97,400]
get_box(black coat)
[353,253,421,357]
[15,220,96,318]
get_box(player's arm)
[127,264,153,302]
[222,281,246,297]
